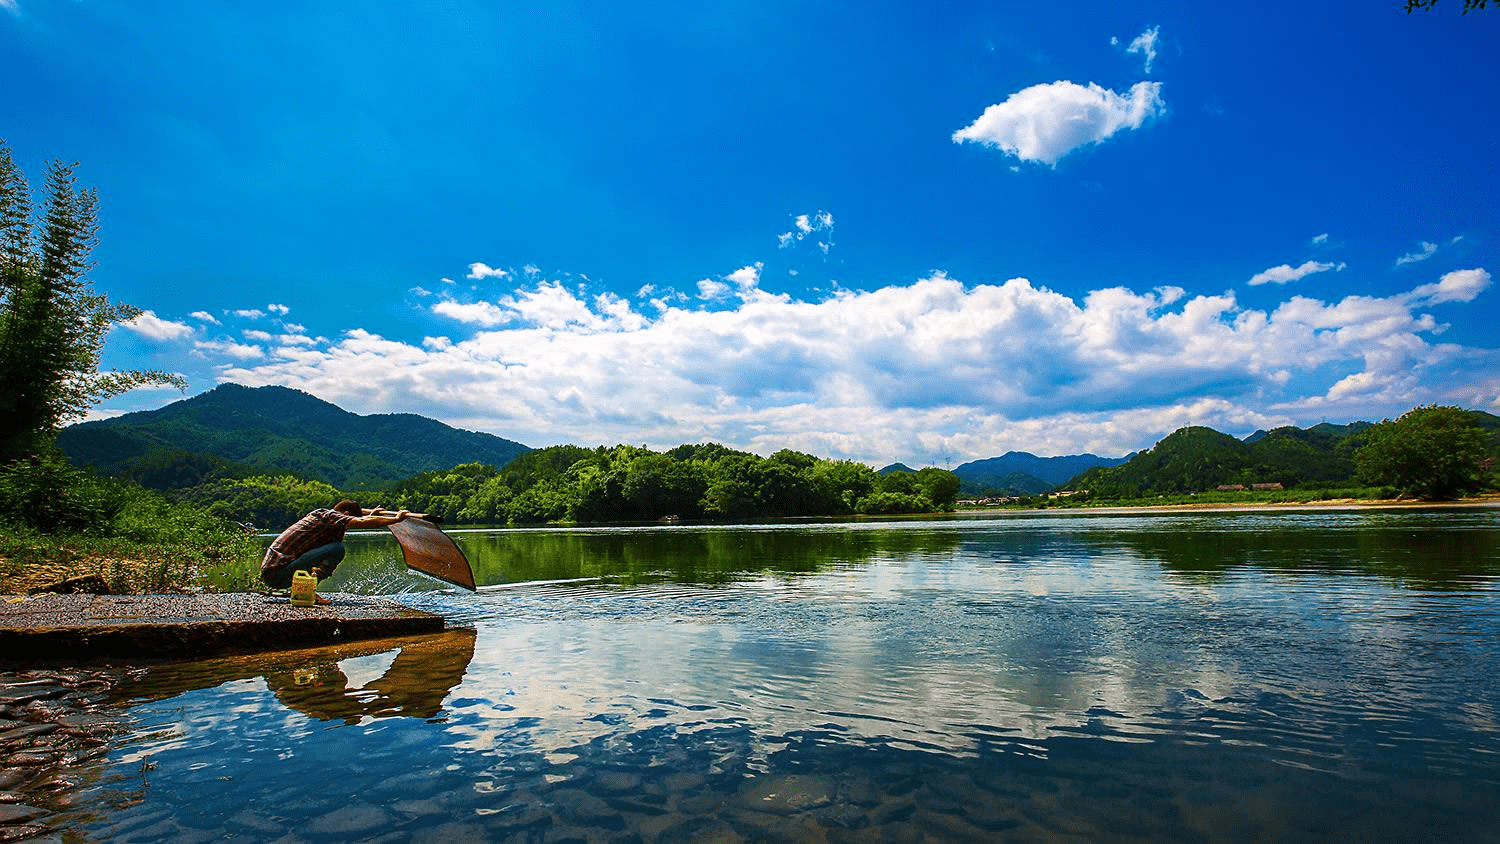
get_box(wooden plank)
[387,519,477,591]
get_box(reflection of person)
[264,629,478,723]
[261,499,410,596]
[113,629,478,725]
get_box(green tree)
[0,140,183,462]
[914,467,961,510]
[1354,405,1491,500]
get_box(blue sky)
[3,1,1496,463]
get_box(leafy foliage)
[367,443,959,526]
[0,140,183,462]
[1354,405,1493,499]
[0,451,260,594]
[170,474,348,530]
[1405,0,1491,14]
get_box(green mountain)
[1068,421,1377,497]
[954,451,1128,494]
[56,383,530,490]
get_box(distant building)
[1216,484,1247,491]
[1251,482,1284,490]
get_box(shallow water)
[58,510,1500,841]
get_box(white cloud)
[697,278,731,300]
[267,303,290,316]
[467,262,509,281]
[215,266,1496,461]
[726,264,761,289]
[953,80,1165,166]
[433,300,510,327]
[1407,268,1491,305]
[121,310,194,342]
[194,339,263,360]
[1395,235,1464,267]
[232,309,265,319]
[698,265,764,302]
[1126,26,1160,74]
[189,311,221,325]
[779,210,835,251]
[1396,241,1438,266]
[1247,260,1345,286]
[243,329,275,342]
[1311,233,1329,245]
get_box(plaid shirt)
[261,509,355,575]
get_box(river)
[45,508,1500,841]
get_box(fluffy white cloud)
[189,311,220,325]
[1408,268,1490,305]
[121,310,193,341]
[467,262,509,281]
[1247,260,1345,286]
[215,266,1495,461]
[433,300,509,327]
[698,265,763,302]
[267,303,290,316]
[232,309,265,319]
[697,278,731,300]
[953,80,1165,166]
[1311,233,1330,245]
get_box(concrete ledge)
[0,592,447,664]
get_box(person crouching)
[261,499,410,600]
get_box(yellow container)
[289,570,318,607]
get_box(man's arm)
[346,509,411,529]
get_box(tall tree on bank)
[1354,406,1492,500]
[0,140,184,463]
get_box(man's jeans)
[262,542,346,588]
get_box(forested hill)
[56,384,530,490]
[1065,411,1500,498]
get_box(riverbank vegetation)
[0,451,260,594]
[165,444,963,528]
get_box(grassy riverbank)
[0,455,263,596]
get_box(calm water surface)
[58,510,1500,841]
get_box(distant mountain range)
[952,451,1131,495]
[57,384,530,490]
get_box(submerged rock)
[736,774,836,815]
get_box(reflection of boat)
[115,629,477,724]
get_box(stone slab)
[0,593,446,664]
